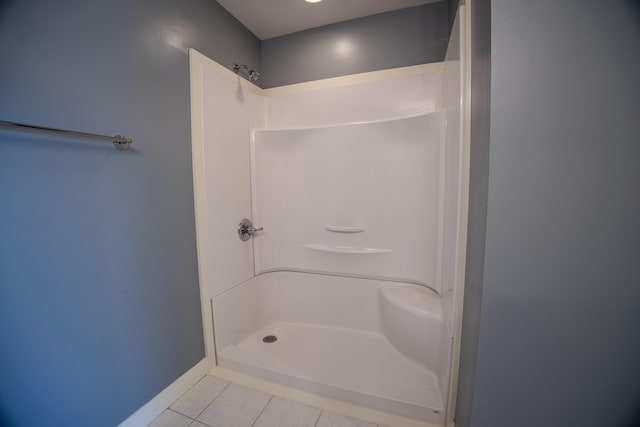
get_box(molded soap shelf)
[323,225,365,233]
[303,244,392,254]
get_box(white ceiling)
[216,0,442,40]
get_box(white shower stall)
[189,9,467,426]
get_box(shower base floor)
[217,322,444,423]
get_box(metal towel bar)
[0,120,133,150]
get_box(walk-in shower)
[189,8,466,426]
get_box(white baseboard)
[118,357,212,427]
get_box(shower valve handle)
[238,218,263,241]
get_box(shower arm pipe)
[232,63,261,83]
[0,120,132,150]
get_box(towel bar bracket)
[113,135,132,150]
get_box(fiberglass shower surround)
[189,12,464,425]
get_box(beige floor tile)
[252,396,320,427]
[196,383,271,427]
[316,411,378,427]
[170,375,228,418]
[148,409,192,427]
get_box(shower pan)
[189,8,467,426]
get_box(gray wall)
[460,1,640,426]
[261,2,449,88]
[0,1,259,426]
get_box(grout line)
[313,409,322,427]
[167,374,210,420]
[168,402,198,421]
[165,408,195,425]
[192,380,232,425]
[167,408,191,418]
[167,377,202,417]
[250,395,274,427]
[169,407,195,420]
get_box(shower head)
[249,69,261,83]
[233,63,261,83]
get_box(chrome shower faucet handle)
[238,218,263,241]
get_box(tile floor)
[147,375,386,427]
